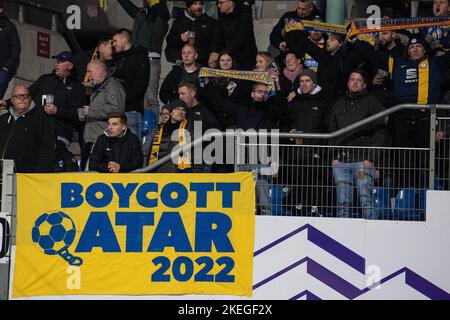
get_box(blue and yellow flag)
[13,173,256,298]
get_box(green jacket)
[117,0,170,54]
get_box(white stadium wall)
[11,191,450,300]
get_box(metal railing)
[237,143,429,220]
[435,116,450,191]
[0,160,15,300]
[137,104,450,221]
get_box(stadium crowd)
[1,0,450,218]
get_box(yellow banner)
[199,68,272,84]
[199,68,275,92]
[13,173,255,298]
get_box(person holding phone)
[370,30,405,108]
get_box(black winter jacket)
[279,70,301,100]
[159,64,201,104]
[0,104,55,173]
[89,129,143,173]
[329,91,388,162]
[29,72,85,142]
[269,7,322,50]
[211,4,257,70]
[0,14,21,76]
[186,101,222,133]
[165,12,217,66]
[281,86,330,145]
[113,44,150,114]
[204,84,286,130]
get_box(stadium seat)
[270,185,292,216]
[373,187,392,219]
[142,109,157,139]
[393,188,426,221]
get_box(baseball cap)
[407,35,429,50]
[52,51,77,63]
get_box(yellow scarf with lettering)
[148,119,191,170]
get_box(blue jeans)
[0,69,11,99]
[126,111,142,143]
[332,161,377,219]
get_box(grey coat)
[84,77,126,143]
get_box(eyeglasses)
[253,90,268,95]
[12,94,31,100]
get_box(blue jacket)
[354,39,450,105]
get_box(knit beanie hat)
[167,100,187,112]
[299,69,318,84]
[185,0,203,8]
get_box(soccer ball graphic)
[32,211,82,266]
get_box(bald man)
[0,85,55,172]
[83,60,125,158]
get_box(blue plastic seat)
[393,188,426,220]
[142,109,157,138]
[270,185,292,216]
[373,187,392,219]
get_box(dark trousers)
[0,69,10,99]
[393,116,430,188]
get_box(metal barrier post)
[0,160,15,300]
[429,105,437,190]
[234,131,242,173]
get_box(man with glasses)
[203,79,284,131]
[159,105,170,124]
[203,78,285,214]
[0,85,55,173]
[209,0,257,70]
[142,100,192,173]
